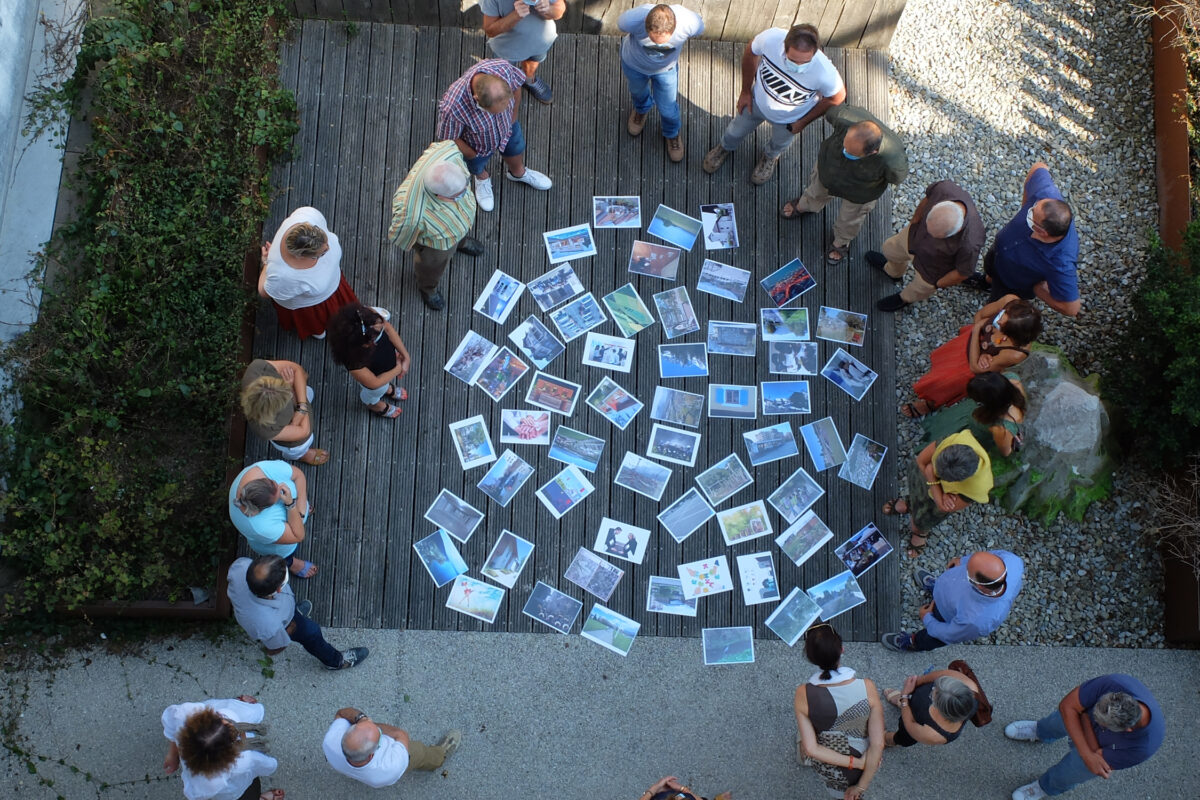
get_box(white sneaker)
[370,306,391,322]
[474,176,495,212]
[505,167,552,191]
[1011,780,1047,800]
[1004,720,1040,742]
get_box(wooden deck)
[249,22,899,641]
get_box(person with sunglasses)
[637,775,730,800]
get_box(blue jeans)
[1035,711,1101,795]
[621,62,680,138]
[465,120,526,175]
[288,607,342,668]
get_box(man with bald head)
[323,707,461,788]
[881,549,1024,652]
[867,179,985,312]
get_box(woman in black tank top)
[883,670,979,748]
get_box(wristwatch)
[351,713,367,724]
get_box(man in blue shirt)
[881,549,1024,652]
[966,162,1081,317]
[1004,674,1164,799]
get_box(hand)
[976,353,993,371]
[260,242,271,265]
[163,750,180,774]
[919,601,935,617]
[939,492,959,513]
[1081,748,1112,778]
[237,694,258,703]
[395,352,411,379]
[844,786,866,800]
[902,675,918,694]
[513,0,531,18]
[277,363,295,383]
[278,484,293,506]
[534,0,551,13]
[946,556,962,569]
[736,89,753,115]
[787,120,803,135]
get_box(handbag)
[949,658,993,727]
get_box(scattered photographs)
[807,570,867,621]
[696,259,751,302]
[678,555,734,598]
[592,517,652,565]
[657,488,715,543]
[593,195,642,229]
[716,499,774,547]
[480,529,535,588]
[543,222,598,264]
[581,332,635,373]
[444,330,498,385]
[473,269,525,325]
[765,587,823,646]
[536,465,596,519]
[602,283,657,337]
[500,409,552,445]
[527,264,585,311]
[580,603,641,656]
[743,421,800,466]
[706,321,757,356]
[448,414,496,470]
[477,449,535,507]
[565,547,625,601]
[652,286,701,339]
[424,489,485,543]
[702,626,755,665]
[822,348,878,401]
[646,576,698,617]
[628,239,683,281]
[648,203,703,250]
[695,454,753,507]
[768,466,825,523]
[736,552,781,605]
[549,292,608,342]
[775,510,834,567]
[647,423,702,467]
[834,522,893,578]
[699,203,739,250]
[658,343,709,379]
[650,386,705,428]
[412,529,469,588]
[760,257,817,307]
[799,416,847,471]
[584,376,644,430]
[708,383,758,419]
[768,341,819,375]
[525,372,583,416]
[816,306,868,347]
[838,433,887,490]
[760,307,810,341]
[762,380,812,415]
[509,315,565,370]
[445,575,505,624]
[549,425,606,472]
[522,581,584,634]
[473,347,529,402]
[614,452,673,501]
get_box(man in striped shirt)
[436,58,552,213]
[387,141,483,311]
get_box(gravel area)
[884,0,1165,646]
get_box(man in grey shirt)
[480,0,566,104]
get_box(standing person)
[780,104,908,265]
[965,161,1081,317]
[881,549,1024,652]
[702,23,845,185]
[617,3,705,162]
[883,670,979,748]
[226,555,368,670]
[161,696,281,800]
[868,179,986,312]
[228,460,317,579]
[794,623,885,799]
[479,0,566,104]
[258,207,364,340]
[1005,675,1164,799]
[436,59,552,213]
[636,775,730,800]
[326,303,411,419]
[322,707,461,788]
[966,372,1027,456]
[239,358,327,466]
[387,141,483,311]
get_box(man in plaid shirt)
[436,58,553,213]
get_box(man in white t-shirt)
[703,24,845,185]
[322,707,461,789]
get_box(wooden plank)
[859,0,906,50]
[829,0,876,50]
[311,0,345,20]
[719,0,763,43]
[408,0,439,25]
[599,0,635,35]
[292,0,316,18]
[440,0,467,28]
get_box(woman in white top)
[258,207,360,340]
[161,695,282,800]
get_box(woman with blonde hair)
[239,358,327,465]
[161,695,282,800]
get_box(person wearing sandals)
[636,775,730,800]
[240,359,328,466]
[794,623,885,799]
[229,460,318,580]
[161,695,282,800]
[902,294,1042,420]
[882,671,979,748]
[323,707,461,788]
[966,372,1026,457]
[327,303,411,419]
[780,104,907,267]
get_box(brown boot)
[702,144,730,174]
[750,154,780,185]
[666,135,684,163]
[628,109,648,136]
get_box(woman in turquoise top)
[228,460,317,577]
[966,372,1026,457]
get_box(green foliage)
[0,0,297,615]
[1104,222,1200,469]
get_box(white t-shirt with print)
[749,28,843,124]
